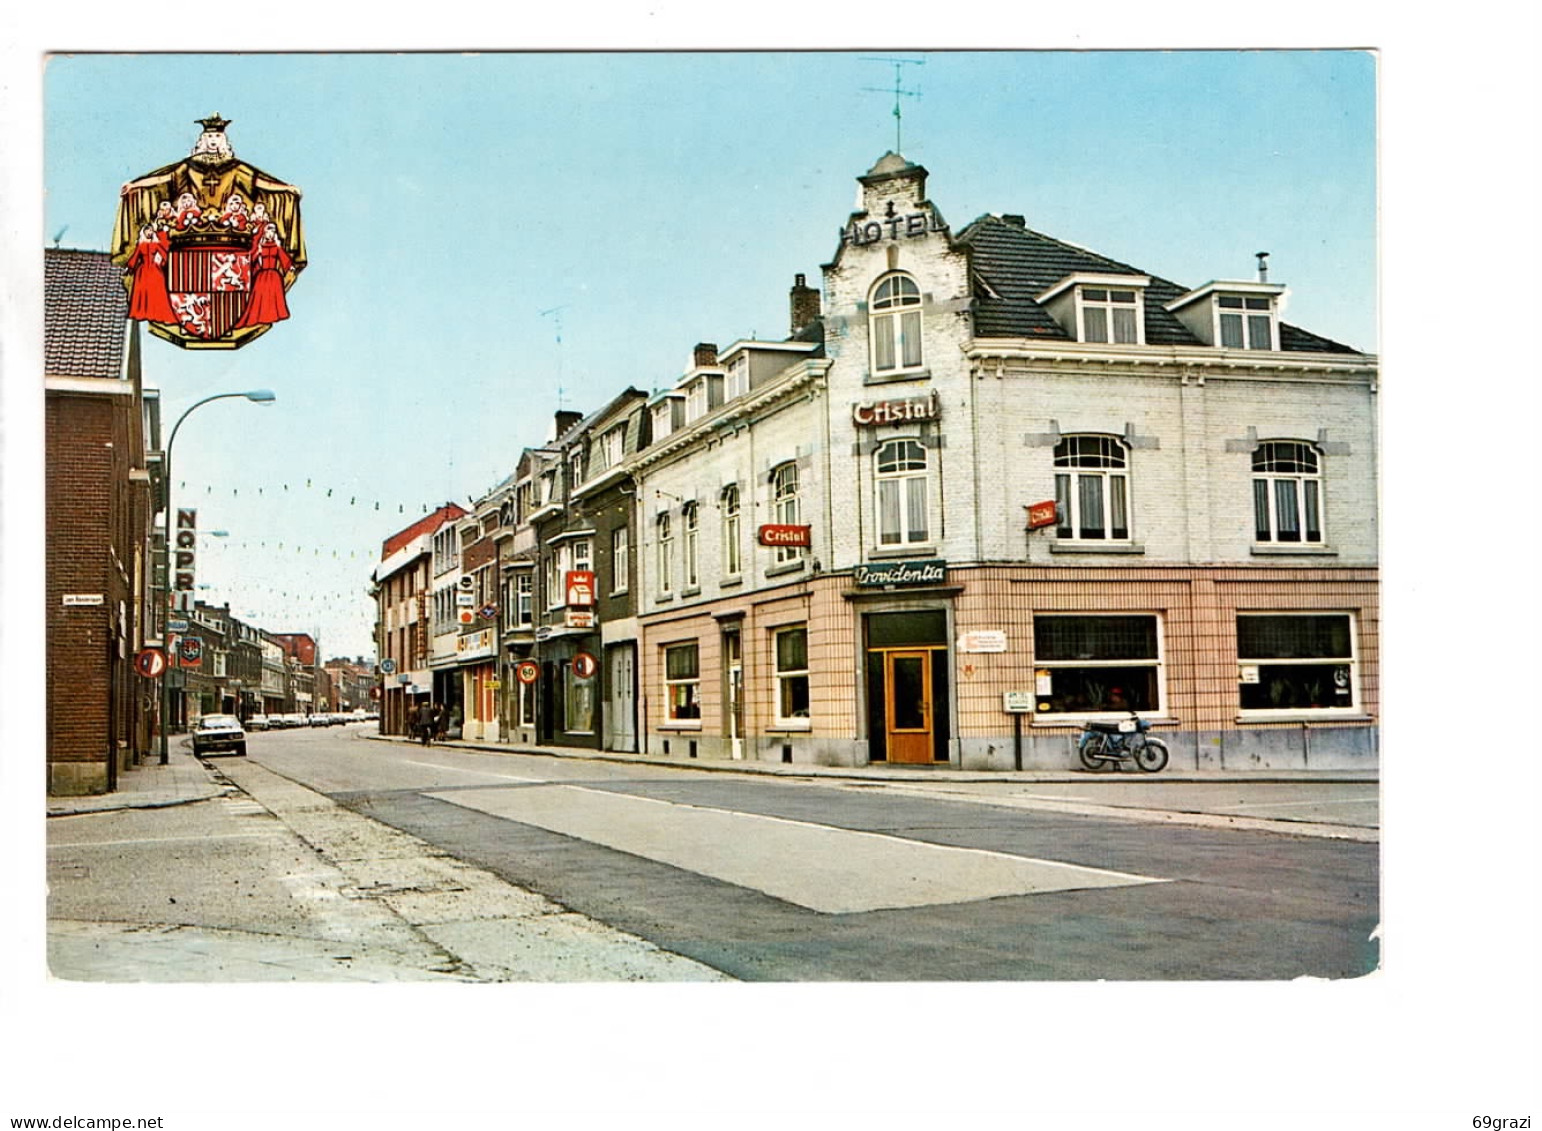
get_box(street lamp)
[157,389,276,764]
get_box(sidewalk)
[47,741,232,816]
[372,731,1380,785]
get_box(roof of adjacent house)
[954,213,1363,355]
[44,247,131,379]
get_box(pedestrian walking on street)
[433,702,448,743]
[415,700,437,746]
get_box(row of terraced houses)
[372,153,1378,772]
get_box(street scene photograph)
[5,19,1537,1131]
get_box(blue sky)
[38,49,1376,657]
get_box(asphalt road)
[241,725,1381,981]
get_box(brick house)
[44,248,159,794]
[629,153,1378,771]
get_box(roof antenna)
[52,225,69,248]
[1256,251,1270,283]
[861,56,924,153]
[541,304,570,405]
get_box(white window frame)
[544,554,559,610]
[1216,294,1276,350]
[1252,441,1324,545]
[874,438,930,547]
[611,525,629,594]
[772,625,811,728]
[515,573,533,627]
[721,484,742,577]
[657,513,673,595]
[772,462,803,564]
[600,425,626,472]
[1054,435,1131,542]
[684,379,707,423]
[869,272,924,376]
[1032,613,1167,719]
[1078,286,1144,345]
[1237,612,1359,717]
[726,356,749,400]
[682,501,700,589]
[663,641,701,724]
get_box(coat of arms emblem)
[112,114,306,349]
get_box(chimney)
[554,409,583,437]
[1256,251,1270,283]
[1001,214,1027,228]
[789,273,821,336]
[692,342,718,369]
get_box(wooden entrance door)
[885,650,934,764]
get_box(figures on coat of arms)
[112,115,305,348]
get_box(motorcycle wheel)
[1134,737,1169,773]
[1078,736,1107,771]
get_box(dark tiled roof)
[44,248,129,379]
[955,214,1362,355]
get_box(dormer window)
[1036,273,1150,346]
[1165,281,1285,351]
[1081,288,1141,344]
[684,379,707,423]
[1218,295,1274,350]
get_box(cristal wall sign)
[113,115,306,349]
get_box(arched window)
[1252,441,1322,544]
[1054,435,1129,541]
[869,273,923,375]
[875,438,930,547]
[772,462,802,564]
[721,484,742,577]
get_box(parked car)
[191,714,246,757]
[246,714,271,731]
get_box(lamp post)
[158,389,276,764]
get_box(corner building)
[635,153,1378,771]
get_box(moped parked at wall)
[1078,712,1169,772]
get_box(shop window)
[518,679,536,727]
[1252,441,1323,544]
[774,626,811,725]
[875,438,930,547]
[1033,614,1163,716]
[565,661,596,734]
[721,484,742,577]
[664,642,701,721]
[869,272,923,375]
[1237,613,1356,713]
[771,462,803,564]
[1054,435,1130,541]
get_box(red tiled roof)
[44,248,129,379]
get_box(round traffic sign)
[571,651,598,680]
[134,647,167,679]
[515,660,540,685]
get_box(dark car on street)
[191,713,247,757]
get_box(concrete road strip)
[429,784,1166,914]
[48,832,290,849]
